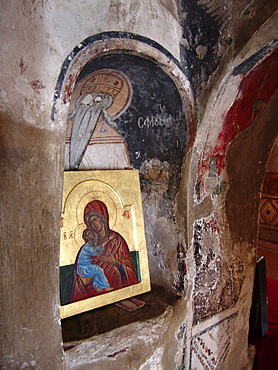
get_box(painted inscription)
[137,105,175,129]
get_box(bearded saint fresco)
[70,200,139,303]
[65,69,132,171]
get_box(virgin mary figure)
[70,200,138,303]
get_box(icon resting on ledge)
[59,170,150,319]
[71,200,138,303]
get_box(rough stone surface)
[65,306,173,369]
[62,284,177,343]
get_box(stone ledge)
[62,284,177,343]
[64,306,173,369]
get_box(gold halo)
[74,223,87,247]
[72,191,118,247]
[69,69,133,120]
[76,190,118,228]
[62,176,124,248]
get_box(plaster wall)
[1,1,278,369]
[0,2,181,368]
[179,12,278,366]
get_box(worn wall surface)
[259,135,278,232]
[1,0,278,369]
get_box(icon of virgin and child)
[70,200,139,303]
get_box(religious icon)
[70,200,139,303]
[60,170,150,319]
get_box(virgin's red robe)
[70,200,138,303]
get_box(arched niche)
[53,32,195,204]
[53,33,196,317]
[52,32,195,139]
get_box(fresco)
[193,216,245,324]
[65,53,187,201]
[190,313,238,369]
[179,0,229,96]
[65,69,132,170]
[197,46,278,200]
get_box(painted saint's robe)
[70,200,138,303]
